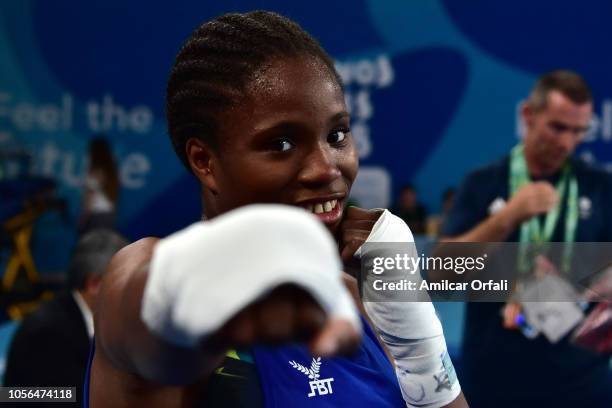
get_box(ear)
[521,101,535,129]
[186,137,219,194]
[85,274,103,296]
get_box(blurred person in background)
[426,187,455,237]
[4,229,128,407]
[440,70,612,407]
[79,137,119,234]
[392,184,428,234]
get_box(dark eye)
[549,122,568,134]
[328,129,349,144]
[272,139,294,152]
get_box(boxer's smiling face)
[192,56,358,234]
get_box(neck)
[201,189,219,220]
[202,205,216,220]
[523,143,560,178]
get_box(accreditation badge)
[519,274,585,343]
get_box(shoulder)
[89,169,106,181]
[342,273,360,306]
[463,155,509,186]
[109,237,159,270]
[114,236,160,258]
[453,155,509,205]
[11,295,74,340]
[101,237,160,294]
[25,294,72,323]
[441,156,509,236]
[572,158,612,183]
[85,171,102,188]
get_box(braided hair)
[166,11,341,170]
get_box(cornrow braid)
[166,10,341,171]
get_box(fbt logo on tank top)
[289,357,335,398]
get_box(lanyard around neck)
[509,144,578,273]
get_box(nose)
[557,132,576,154]
[298,143,341,186]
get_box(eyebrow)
[549,120,590,132]
[329,111,351,126]
[252,111,352,138]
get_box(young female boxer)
[87,11,468,408]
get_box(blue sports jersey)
[83,317,404,407]
[83,339,94,408]
[252,316,405,407]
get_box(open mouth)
[304,199,338,214]
[299,198,344,224]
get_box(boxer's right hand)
[506,181,559,224]
[141,205,362,356]
[210,284,360,357]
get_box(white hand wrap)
[358,210,461,408]
[142,204,360,348]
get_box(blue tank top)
[83,339,94,407]
[252,317,404,407]
[83,318,404,407]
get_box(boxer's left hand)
[337,207,383,265]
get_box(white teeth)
[307,200,338,214]
[303,200,339,214]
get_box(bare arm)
[440,204,521,243]
[441,181,558,243]
[433,182,558,285]
[94,238,222,384]
[94,218,360,387]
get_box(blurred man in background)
[441,70,612,407]
[79,137,120,235]
[4,229,128,407]
[426,187,456,237]
[393,184,428,234]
